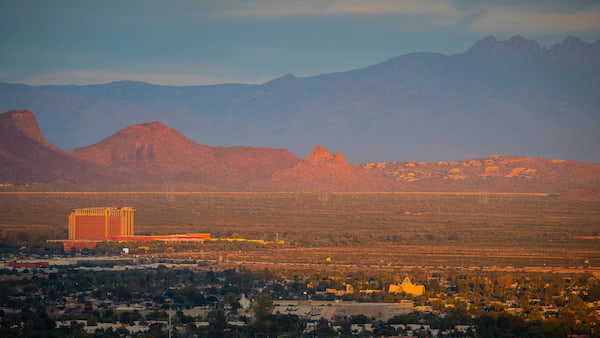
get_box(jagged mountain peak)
[465,35,542,58]
[305,145,348,167]
[553,36,600,50]
[560,36,584,47]
[306,145,333,161]
[548,36,600,63]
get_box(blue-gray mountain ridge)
[0,35,598,163]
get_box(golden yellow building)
[68,207,134,240]
[388,277,425,296]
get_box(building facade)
[388,277,425,296]
[68,207,134,240]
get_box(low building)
[5,261,49,269]
[389,277,425,296]
[273,300,415,321]
[63,241,97,251]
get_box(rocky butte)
[0,110,115,184]
[255,145,390,192]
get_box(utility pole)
[168,305,172,338]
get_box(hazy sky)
[1,0,600,86]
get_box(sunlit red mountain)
[1,109,599,196]
[0,110,117,185]
[71,120,299,187]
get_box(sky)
[1,0,600,86]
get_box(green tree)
[84,300,93,314]
[252,293,274,321]
[350,314,371,324]
[250,316,282,338]
[119,311,133,325]
[336,318,352,336]
[316,318,336,337]
[86,315,98,326]
[207,310,227,338]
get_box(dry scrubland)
[0,192,599,267]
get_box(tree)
[207,310,227,338]
[427,279,443,294]
[336,318,352,336]
[350,314,371,324]
[251,293,274,321]
[224,293,242,315]
[316,318,336,337]
[373,321,396,337]
[250,316,281,338]
[274,314,303,335]
[119,311,133,325]
[84,301,93,314]
[148,322,166,337]
[86,315,98,326]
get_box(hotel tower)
[68,207,134,240]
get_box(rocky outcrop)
[0,110,113,184]
[256,145,389,191]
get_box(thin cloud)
[469,5,600,33]
[329,5,379,14]
[225,0,331,17]
[227,0,462,20]
[18,70,263,86]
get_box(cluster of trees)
[0,306,56,337]
[0,229,64,243]
[473,311,595,338]
[0,238,64,256]
[1,265,598,337]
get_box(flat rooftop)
[74,207,134,210]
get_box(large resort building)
[64,207,210,251]
[68,207,135,240]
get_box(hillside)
[1,110,598,194]
[0,36,598,163]
[0,110,115,184]
[254,145,389,192]
[363,156,600,193]
[71,121,300,188]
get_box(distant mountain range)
[0,36,599,163]
[1,109,599,195]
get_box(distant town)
[2,251,599,337]
[1,207,599,337]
